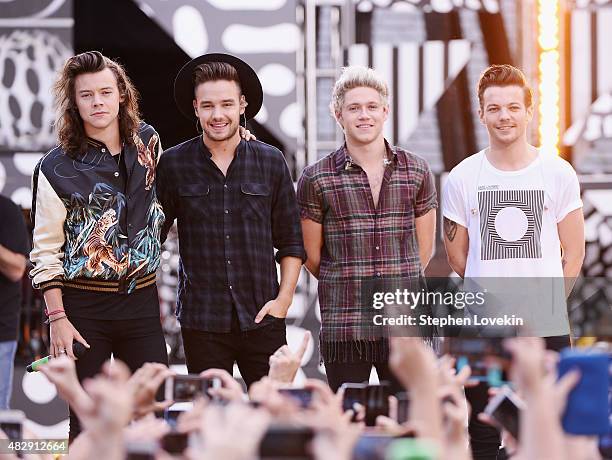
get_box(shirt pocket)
[178,184,210,219]
[241,183,271,221]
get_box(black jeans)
[180,315,286,388]
[467,335,571,460]
[68,315,168,442]
[324,361,403,394]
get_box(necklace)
[345,153,392,170]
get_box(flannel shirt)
[156,137,305,333]
[297,141,437,362]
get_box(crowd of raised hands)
[0,333,605,460]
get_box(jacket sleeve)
[29,168,67,291]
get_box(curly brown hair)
[477,64,533,111]
[53,51,141,156]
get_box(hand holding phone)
[483,386,525,440]
[164,374,221,402]
[558,349,609,435]
[278,388,314,408]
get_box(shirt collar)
[86,137,106,151]
[334,139,400,172]
[197,135,245,159]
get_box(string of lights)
[537,0,561,155]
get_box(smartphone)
[340,383,368,413]
[484,386,525,440]
[161,431,188,455]
[558,349,609,435]
[164,409,183,430]
[125,440,157,460]
[395,391,410,424]
[164,375,221,402]
[259,425,314,458]
[0,410,24,442]
[278,388,314,408]
[443,337,510,386]
[340,382,390,426]
[365,382,390,427]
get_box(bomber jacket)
[30,122,164,294]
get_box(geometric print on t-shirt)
[479,190,544,260]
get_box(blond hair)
[329,66,389,119]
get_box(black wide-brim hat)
[174,53,263,121]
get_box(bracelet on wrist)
[46,314,67,325]
[44,308,65,317]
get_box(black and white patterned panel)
[354,0,500,13]
[344,40,471,146]
[136,0,299,159]
[0,0,73,206]
[568,186,612,337]
[478,190,545,260]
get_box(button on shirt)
[156,137,305,332]
[296,141,437,350]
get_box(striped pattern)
[564,3,612,145]
[355,0,501,13]
[479,190,544,260]
[344,40,471,145]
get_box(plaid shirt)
[297,141,437,361]
[157,137,305,332]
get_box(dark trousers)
[68,316,168,442]
[180,316,287,388]
[467,335,571,460]
[324,361,404,394]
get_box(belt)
[61,272,157,293]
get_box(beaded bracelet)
[45,308,65,317]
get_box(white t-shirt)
[442,149,583,336]
[442,149,582,277]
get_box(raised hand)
[268,331,311,384]
[127,362,174,419]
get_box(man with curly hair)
[30,51,168,441]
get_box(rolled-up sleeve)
[296,167,325,224]
[415,162,438,217]
[271,156,306,263]
[29,168,67,291]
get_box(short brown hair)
[193,62,241,94]
[477,64,533,111]
[53,51,141,156]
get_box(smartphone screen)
[161,432,188,455]
[278,388,313,408]
[0,410,24,442]
[340,383,368,413]
[484,387,524,440]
